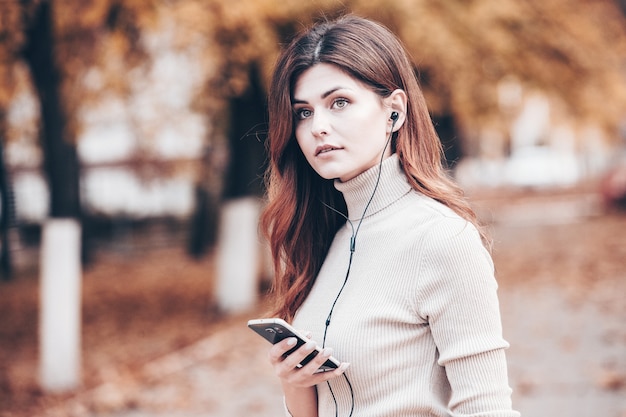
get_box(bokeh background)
[0,0,625,416]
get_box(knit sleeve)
[415,217,520,416]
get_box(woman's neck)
[334,153,412,221]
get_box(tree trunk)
[0,113,16,280]
[21,0,81,219]
[188,183,219,258]
[222,64,267,200]
[0,136,15,280]
[214,64,269,312]
[21,0,82,393]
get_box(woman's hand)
[268,336,350,388]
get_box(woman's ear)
[387,89,408,131]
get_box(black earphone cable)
[322,117,397,341]
[321,117,398,417]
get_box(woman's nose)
[310,111,330,137]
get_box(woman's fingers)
[268,338,315,374]
[292,351,350,386]
[278,340,318,375]
[268,337,298,364]
[301,347,349,377]
[267,334,350,387]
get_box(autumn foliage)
[1,0,625,160]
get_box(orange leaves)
[1,0,626,150]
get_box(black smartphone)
[247,318,340,373]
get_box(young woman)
[259,15,519,417]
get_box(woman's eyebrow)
[292,87,345,104]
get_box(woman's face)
[292,63,395,182]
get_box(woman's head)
[268,15,437,175]
[292,62,405,182]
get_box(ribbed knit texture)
[289,154,520,417]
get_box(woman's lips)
[315,145,341,156]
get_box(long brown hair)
[260,15,485,321]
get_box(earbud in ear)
[390,111,399,121]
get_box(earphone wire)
[322,117,398,417]
[323,117,397,341]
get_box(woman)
[259,15,519,417]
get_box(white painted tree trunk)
[39,218,82,392]
[216,197,262,313]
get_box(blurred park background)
[0,0,625,416]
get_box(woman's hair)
[260,15,485,321]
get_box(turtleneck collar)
[334,153,412,221]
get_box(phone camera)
[264,327,276,334]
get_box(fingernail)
[322,348,333,357]
[340,363,351,372]
[286,338,297,346]
[304,341,316,350]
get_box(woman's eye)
[296,108,312,120]
[333,98,348,109]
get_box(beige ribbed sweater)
[290,154,519,417]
